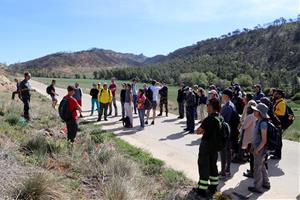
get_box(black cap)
[222,88,233,98]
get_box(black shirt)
[48,84,55,96]
[177,88,185,103]
[159,86,168,98]
[200,113,220,143]
[19,79,31,98]
[90,88,99,99]
[120,89,126,103]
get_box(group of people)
[14,72,294,198]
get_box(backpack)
[122,116,131,128]
[259,119,280,152]
[58,98,71,122]
[146,87,153,101]
[229,106,241,133]
[214,116,231,151]
[46,86,52,95]
[275,100,295,130]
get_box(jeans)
[178,102,185,118]
[138,109,145,128]
[186,106,195,131]
[253,150,270,192]
[220,138,231,174]
[22,97,30,120]
[159,97,168,115]
[91,98,100,115]
[99,103,109,120]
[121,102,125,118]
[109,96,118,116]
[124,102,133,125]
[66,119,78,142]
[273,128,283,158]
[133,95,138,114]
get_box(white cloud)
[65,0,299,23]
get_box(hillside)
[104,21,300,94]
[9,48,148,76]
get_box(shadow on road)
[159,131,189,141]
[161,117,180,123]
[267,160,285,177]
[186,138,201,146]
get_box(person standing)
[98,83,112,121]
[232,85,245,115]
[89,84,100,116]
[63,86,82,143]
[177,83,186,119]
[198,88,207,123]
[146,80,161,125]
[132,78,138,114]
[219,89,236,178]
[137,89,146,129]
[248,103,270,194]
[194,98,222,198]
[124,84,133,127]
[193,85,200,120]
[73,83,83,118]
[47,80,59,108]
[184,88,196,134]
[120,83,126,120]
[271,89,287,160]
[158,81,168,117]
[253,84,265,103]
[12,78,21,100]
[108,78,118,117]
[19,72,36,121]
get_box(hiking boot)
[177,116,183,119]
[192,188,207,198]
[157,113,162,117]
[97,118,101,122]
[248,187,262,193]
[151,121,155,125]
[107,113,111,116]
[208,185,217,196]
[80,114,83,118]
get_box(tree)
[93,71,98,79]
[233,74,253,87]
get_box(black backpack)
[58,98,71,122]
[122,116,131,128]
[229,107,241,133]
[146,87,153,101]
[275,100,295,130]
[46,86,52,95]
[259,119,280,152]
[214,116,231,151]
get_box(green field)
[34,77,300,142]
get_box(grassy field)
[34,77,300,142]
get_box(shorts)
[144,99,152,110]
[51,95,57,102]
[151,101,157,109]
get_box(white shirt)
[150,85,161,102]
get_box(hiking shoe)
[145,121,148,125]
[191,188,207,198]
[97,118,101,122]
[248,187,262,194]
[177,116,183,119]
[151,121,155,125]
[157,113,162,117]
[263,185,271,190]
[79,114,83,118]
[104,119,108,121]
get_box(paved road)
[31,80,300,200]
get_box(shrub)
[102,177,128,200]
[213,192,232,200]
[292,92,300,101]
[4,104,22,125]
[105,154,134,178]
[97,146,114,164]
[162,169,186,188]
[15,173,66,200]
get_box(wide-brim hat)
[251,103,270,119]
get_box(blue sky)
[0,0,299,64]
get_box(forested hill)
[105,20,300,94]
[9,48,148,75]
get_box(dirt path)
[31,80,300,200]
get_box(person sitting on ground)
[248,103,270,194]
[137,89,146,129]
[158,81,168,117]
[146,80,161,125]
[73,83,83,118]
[63,86,82,143]
[253,84,265,103]
[241,100,257,178]
[184,87,196,134]
[47,80,59,108]
[19,72,36,121]
[177,83,186,119]
[108,78,118,117]
[98,83,112,121]
[124,83,133,127]
[12,78,21,100]
[219,88,236,178]
[194,98,222,198]
[120,83,126,120]
[198,88,207,123]
[89,84,100,116]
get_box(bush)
[292,92,300,101]
[102,177,128,200]
[162,169,186,188]
[15,173,65,200]
[105,154,134,178]
[213,192,232,200]
[97,146,114,164]
[4,105,22,126]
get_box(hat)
[251,103,269,119]
[209,90,217,95]
[209,85,217,90]
[254,84,262,89]
[247,100,257,108]
[222,88,233,98]
[275,89,285,97]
